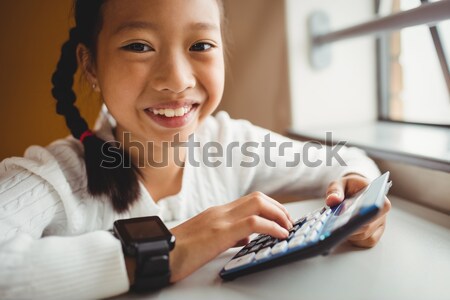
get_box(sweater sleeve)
[251,129,381,196]
[212,112,381,198]
[0,149,129,298]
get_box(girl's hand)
[325,173,391,248]
[168,192,294,283]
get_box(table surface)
[115,196,450,300]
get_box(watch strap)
[132,240,171,292]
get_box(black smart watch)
[113,216,176,292]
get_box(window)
[378,0,450,126]
[287,0,450,172]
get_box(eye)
[189,42,214,52]
[123,42,153,52]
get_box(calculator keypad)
[288,235,305,249]
[255,247,272,261]
[271,240,288,255]
[224,205,333,271]
[224,252,256,271]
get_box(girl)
[0,0,390,298]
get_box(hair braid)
[51,7,140,212]
[51,28,89,139]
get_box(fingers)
[232,236,251,248]
[326,180,345,207]
[351,198,390,235]
[229,192,293,231]
[234,215,290,240]
[351,215,386,237]
[326,174,370,207]
[381,197,392,215]
[259,193,295,224]
[328,175,391,249]
[348,223,385,248]
[347,196,390,247]
[168,193,293,282]
[343,174,369,195]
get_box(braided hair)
[51,0,140,213]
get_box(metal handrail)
[313,0,450,46]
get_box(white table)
[117,196,450,300]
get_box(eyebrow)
[114,21,157,34]
[189,22,219,31]
[114,21,219,35]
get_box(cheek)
[97,58,149,110]
[200,56,225,109]
[196,69,224,123]
[213,61,226,99]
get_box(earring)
[92,83,97,90]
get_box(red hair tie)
[79,130,94,143]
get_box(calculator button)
[287,231,295,241]
[324,208,332,216]
[224,252,256,271]
[313,222,323,232]
[249,243,263,253]
[289,225,300,233]
[255,247,272,261]
[319,214,329,223]
[293,216,306,226]
[262,239,273,248]
[234,248,249,258]
[245,240,257,249]
[256,235,271,245]
[306,230,318,243]
[303,220,315,228]
[288,236,305,249]
[312,207,324,214]
[305,213,314,222]
[307,207,323,221]
[312,212,321,220]
[295,225,310,237]
[271,240,288,255]
[255,233,267,239]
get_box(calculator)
[219,172,392,280]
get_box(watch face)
[124,220,166,240]
[114,216,174,245]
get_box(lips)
[143,103,200,129]
[145,100,200,110]
[147,104,194,117]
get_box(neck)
[114,127,187,201]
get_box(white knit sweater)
[0,109,380,299]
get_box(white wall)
[285,0,377,130]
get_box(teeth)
[174,107,185,117]
[151,105,193,117]
[164,108,175,117]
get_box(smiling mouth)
[143,103,200,129]
[145,103,200,118]
[145,104,198,118]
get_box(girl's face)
[92,0,224,143]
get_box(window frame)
[375,0,450,128]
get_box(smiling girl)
[0,0,390,298]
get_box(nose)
[151,51,196,94]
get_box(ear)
[76,43,101,92]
